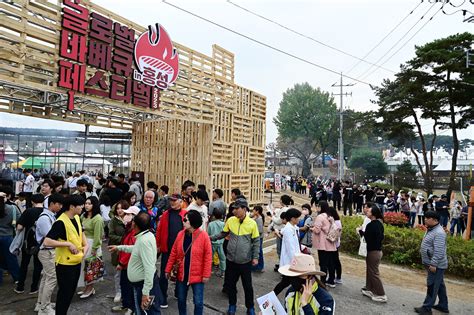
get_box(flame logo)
[134,23,179,88]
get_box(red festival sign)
[57,0,179,111]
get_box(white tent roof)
[433,159,473,171]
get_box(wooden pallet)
[0,0,266,205]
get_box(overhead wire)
[226,0,395,74]
[360,3,445,81]
[161,0,373,86]
[345,0,425,75]
[354,1,439,81]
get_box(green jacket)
[108,215,126,266]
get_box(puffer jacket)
[108,212,126,266]
[117,225,136,269]
[165,229,212,284]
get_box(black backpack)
[24,213,48,255]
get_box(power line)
[161,0,373,86]
[355,2,439,80]
[361,4,444,81]
[226,0,395,74]
[345,1,425,75]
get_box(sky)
[1,0,473,141]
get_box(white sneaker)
[335,278,343,284]
[38,305,55,315]
[361,288,374,298]
[34,303,41,312]
[113,292,122,303]
[371,295,388,303]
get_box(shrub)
[340,216,474,279]
[384,212,409,226]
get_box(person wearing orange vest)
[43,195,88,315]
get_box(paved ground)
[1,242,473,315]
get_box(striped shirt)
[420,224,448,269]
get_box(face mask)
[123,214,133,224]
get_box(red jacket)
[118,227,136,268]
[155,208,187,253]
[165,229,212,284]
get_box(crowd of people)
[0,169,459,315]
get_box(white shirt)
[100,204,111,222]
[23,174,35,192]
[362,216,371,232]
[186,203,209,229]
[68,177,79,188]
[280,222,301,266]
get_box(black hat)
[424,211,440,221]
[186,210,203,229]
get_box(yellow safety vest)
[55,213,84,265]
[285,281,319,315]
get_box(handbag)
[84,255,105,284]
[170,231,201,282]
[358,237,367,257]
[326,221,340,243]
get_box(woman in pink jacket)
[312,201,337,287]
[165,210,212,315]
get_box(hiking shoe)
[432,305,449,313]
[361,288,374,298]
[414,306,432,314]
[371,295,387,303]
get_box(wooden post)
[464,186,473,241]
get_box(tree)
[394,160,417,190]
[408,32,474,197]
[274,83,338,177]
[348,149,388,177]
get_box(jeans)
[159,252,170,304]
[131,273,162,315]
[55,263,81,315]
[120,269,134,310]
[409,212,417,227]
[439,213,449,228]
[275,236,282,260]
[17,246,43,291]
[332,198,341,211]
[251,238,264,271]
[176,281,204,315]
[0,235,20,283]
[226,260,254,309]
[450,218,461,236]
[422,268,448,311]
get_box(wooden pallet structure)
[0,0,266,204]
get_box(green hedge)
[340,216,474,280]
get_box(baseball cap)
[169,193,182,201]
[233,197,248,209]
[123,206,140,215]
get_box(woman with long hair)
[78,196,104,298]
[312,201,337,287]
[327,207,343,284]
[298,204,313,250]
[108,200,130,303]
[123,191,137,207]
[358,205,386,303]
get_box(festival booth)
[0,0,266,204]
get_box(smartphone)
[144,295,155,310]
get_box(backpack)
[25,213,48,255]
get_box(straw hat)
[278,253,326,277]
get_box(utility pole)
[332,72,354,181]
